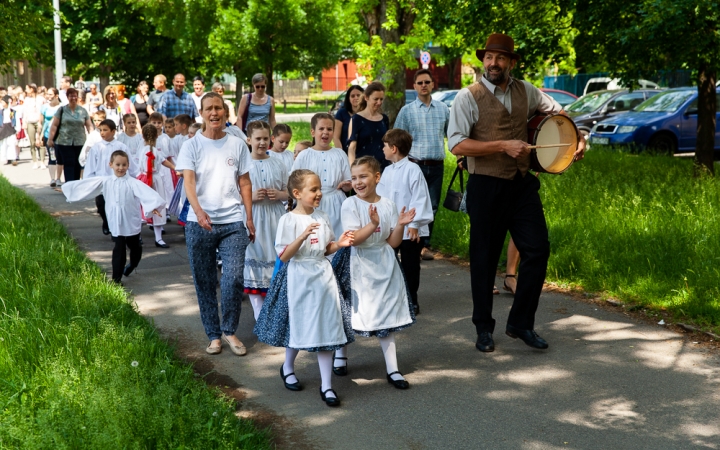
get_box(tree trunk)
[265,62,274,98]
[233,63,243,116]
[99,75,110,90]
[447,56,461,89]
[694,62,716,176]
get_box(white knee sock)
[154,226,164,243]
[249,294,264,321]
[317,351,335,397]
[379,334,404,381]
[282,348,299,384]
[334,345,348,367]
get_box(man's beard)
[484,65,510,85]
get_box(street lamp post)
[53,0,63,87]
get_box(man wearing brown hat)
[448,33,585,353]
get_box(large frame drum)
[527,114,579,174]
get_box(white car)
[584,77,660,96]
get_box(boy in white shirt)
[79,110,106,169]
[173,113,192,153]
[376,129,434,315]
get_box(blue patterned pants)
[186,221,249,341]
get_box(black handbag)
[52,106,64,141]
[443,166,464,212]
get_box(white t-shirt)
[175,132,252,224]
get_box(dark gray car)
[566,89,662,138]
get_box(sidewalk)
[3,155,720,449]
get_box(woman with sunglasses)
[237,73,276,133]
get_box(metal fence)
[1,61,55,89]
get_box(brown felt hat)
[476,34,521,61]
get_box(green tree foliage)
[60,0,203,88]
[0,0,53,74]
[575,0,720,174]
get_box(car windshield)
[566,91,615,113]
[634,91,694,112]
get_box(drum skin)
[527,114,579,174]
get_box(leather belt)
[409,157,444,166]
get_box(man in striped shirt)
[394,69,450,260]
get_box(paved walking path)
[4,156,720,449]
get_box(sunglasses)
[416,80,432,85]
[255,85,266,89]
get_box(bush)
[432,149,720,329]
[0,176,270,448]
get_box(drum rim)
[528,113,578,175]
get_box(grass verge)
[432,149,720,330]
[0,176,271,448]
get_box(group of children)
[61,110,433,408]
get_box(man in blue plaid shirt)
[394,69,450,260]
[156,73,199,121]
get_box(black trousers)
[54,144,83,181]
[466,172,550,334]
[395,239,423,306]
[112,234,142,282]
[95,195,108,229]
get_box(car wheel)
[648,133,677,155]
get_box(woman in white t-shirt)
[23,84,45,168]
[175,92,256,357]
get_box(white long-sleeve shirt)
[116,132,144,165]
[62,173,166,236]
[83,138,138,179]
[376,156,434,239]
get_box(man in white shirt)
[191,76,206,123]
[58,76,72,105]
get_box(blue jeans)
[185,221,249,341]
[417,164,444,248]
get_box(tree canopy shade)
[575,0,720,174]
[0,0,53,74]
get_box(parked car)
[583,77,661,96]
[588,87,720,153]
[431,89,460,108]
[331,89,418,113]
[566,89,662,138]
[540,88,577,108]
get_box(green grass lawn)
[0,176,271,448]
[433,149,720,329]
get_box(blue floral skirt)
[331,247,416,338]
[253,262,355,352]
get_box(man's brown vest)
[466,80,529,179]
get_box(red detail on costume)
[243,287,268,297]
[310,238,319,245]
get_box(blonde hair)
[352,155,382,174]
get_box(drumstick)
[528,143,572,149]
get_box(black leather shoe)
[319,387,340,407]
[123,264,135,277]
[506,325,549,349]
[476,332,495,352]
[102,225,110,235]
[155,240,170,248]
[386,371,410,389]
[280,366,302,391]
[332,352,348,376]
[413,303,420,315]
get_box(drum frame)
[527,113,579,174]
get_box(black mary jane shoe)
[280,366,302,391]
[386,371,410,390]
[102,225,111,235]
[155,240,170,248]
[319,387,340,407]
[506,325,549,350]
[332,353,348,376]
[123,264,136,277]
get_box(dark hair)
[47,87,59,97]
[343,85,365,113]
[247,120,272,138]
[273,123,292,137]
[61,76,73,84]
[352,155,381,174]
[110,150,129,164]
[98,119,117,131]
[193,75,205,84]
[142,123,158,145]
[121,113,135,124]
[148,112,164,122]
[382,128,413,156]
[199,92,226,132]
[173,114,193,127]
[310,113,335,146]
[165,117,175,126]
[27,83,38,94]
[66,87,79,98]
[359,82,385,110]
[287,169,318,199]
[413,69,434,83]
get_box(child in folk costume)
[291,113,352,241]
[157,117,180,191]
[173,114,192,151]
[116,114,143,166]
[254,169,355,407]
[377,129,434,315]
[79,110,106,168]
[243,121,288,320]
[83,119,139,236]
[188,123,202,138]
[270,123,294,175]
[137,123,178,248]
[62,150,165,283]
[331,156,417,388]
[0,95,20,165]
